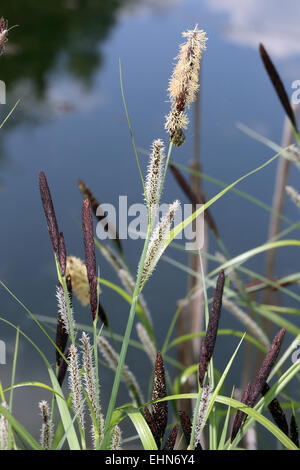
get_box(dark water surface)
[0,0,300,447]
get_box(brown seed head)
[39,171,60,256]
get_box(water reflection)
[206,0,300,59]
[0,0,139,125]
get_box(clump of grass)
[1,20,300,453]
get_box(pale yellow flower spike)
[165,25,207,146]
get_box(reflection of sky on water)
[206,0,300,74]
[0,0,300,447]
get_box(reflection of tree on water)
[0,0,135,125]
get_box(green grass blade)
[126,407,158,450]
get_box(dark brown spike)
[259,43,298,132]
[39,171,60,256]
[262,383,289,436]
[98,302,108,327]
[59,232,66,276]
[231,383,252,443]
[163,425,178,450]
[249,328,286,407]
[169,162,218,236]
[78,179,123,254]
[82,199,98,321]
[57,347,70,387]
[178,411,192,447]
[199,269,225,387]
[290,414,299,448]
[152,352,168,443]
[144,407,160,449]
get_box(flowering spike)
[39,401,53,450]
[179,411,192,447]
[57,348,70,387]
[249,328,286,407]
[144,407,160,448]
[39,171,60,256]
[231,383,252,443]
[66,256,90,306]
[82,199,98,321]
[59,232,67,276]
[145,139,165,220]
[259,43,298,132]
[68,344,85,430]
[141,201,180,286]
[56,281,75,337]
[110,425,122,450]
[163,425,178,450]
[165,26,207,146]
[0,402,8,450]
[198,270,225,387]
[262,383,288,436]
[98,336,144,407]
[81,332,104,447]
[290,413,299,448]
[0,18,17,55]
[55,278,70,365]
[194,384,212,448]
[152,352,168,444]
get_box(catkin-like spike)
[163,425,178,450]
[152,352,168,443]
[194,384,212,447]
[179,411,192,447]
[249,328,286,407]
[0,18,17,55]
[66,256,90,306]
[141,201,180,286]
[222,298,270,349]
[98,336,144,406]
[59,232,67,276]
[57,347,70,386]
[39,171,60,256]
[286,185,300,209]
[231,383,252,443]
[145,139,165,220]
[78,179,123,254]
[290,413,299,448]
[55,276,71,365]
[68,344,85,430]
[259,43,298,132]
[262,383,288,436]
[0,402,8,450]
[82,199,98,321]
[39,401,53,450]
[144,407,160,448]
[81,332,104,447]
[110,425,122,450]
[56,281,75,336]
[198,270,225,387]
[169,163,218,236]
[165,25,207,146]
[136,323,156,365]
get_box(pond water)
[0,0,300,448]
